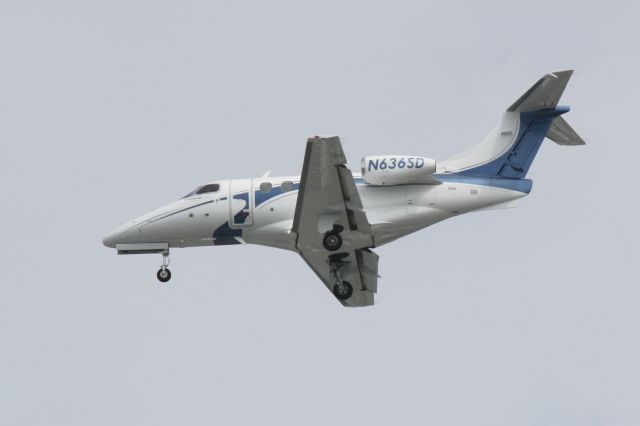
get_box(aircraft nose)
[102,223,134,248]
[102,231,120,248]
[103,200,184,249]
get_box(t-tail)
[439,70,585,180]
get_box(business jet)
[103,70,584,307]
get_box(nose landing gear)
[156,250,172,283]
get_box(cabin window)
[259,182,273,193]
[183,183,221,198]
[281,181,293,192]
[196,184,220,194]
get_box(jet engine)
[361,155,437,186]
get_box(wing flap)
[357,248,379,294]
[336,165,370,232]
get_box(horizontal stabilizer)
[508,70,573,112]
[547,115,586,146]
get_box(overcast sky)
[1,1,639,425]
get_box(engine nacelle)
[361,155,437,186]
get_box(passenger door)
[228,179,254,227]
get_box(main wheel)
[332,281,353,300]
[157,268,172,282]
[322,231,343,251]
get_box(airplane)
[103,70,585,307]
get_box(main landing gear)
[333,281,353,300]
[325,228,352,300]
[329,253,353,300]
[322,225,344,251]
[157,250,172,283]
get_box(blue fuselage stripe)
[435,174,532,193]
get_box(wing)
[292,136,379,307]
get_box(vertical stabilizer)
[439,70,585,178]
[508,70,573,112]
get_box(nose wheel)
[157,250,172,283]
[157,268,172,282]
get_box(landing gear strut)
[329,253,353,300]
[157,250,172,283]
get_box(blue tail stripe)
[461,106,569,179]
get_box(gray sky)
[1,1,639,425]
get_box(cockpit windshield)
[182,183,220,198]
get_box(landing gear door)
[229,179,254,227]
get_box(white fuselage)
[102,174,529,251]
[101,69,583,305]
